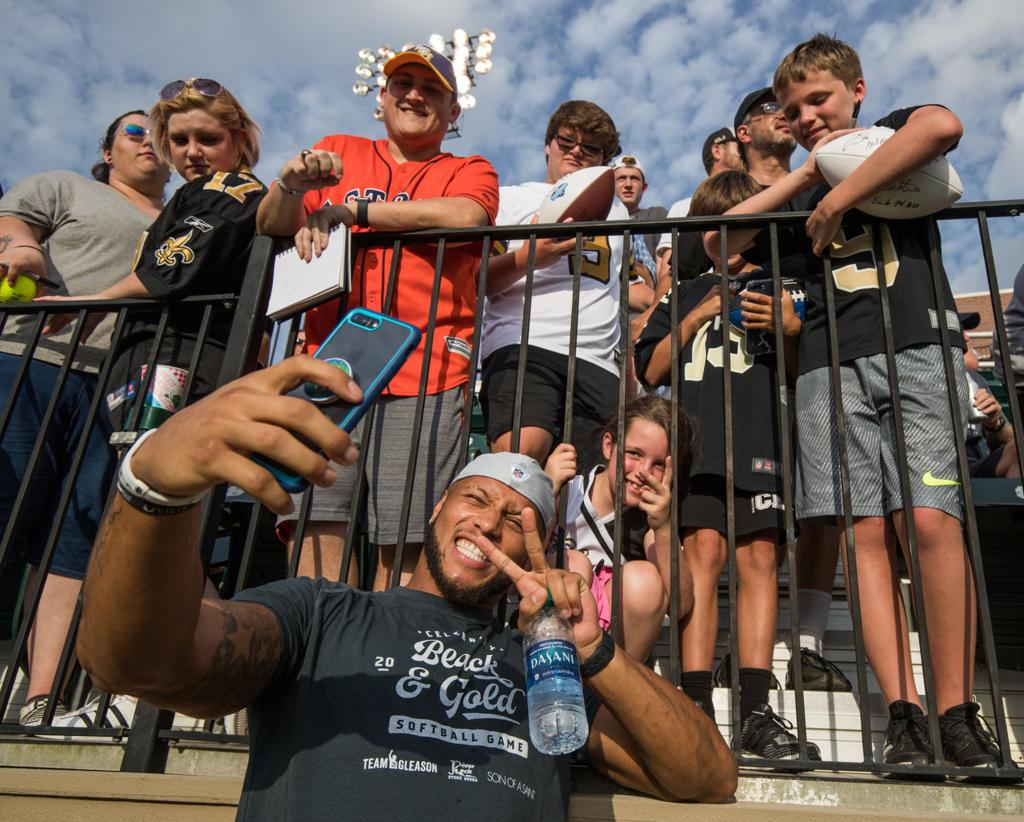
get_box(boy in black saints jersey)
[635,172,817,762]
[704,34,1017,775]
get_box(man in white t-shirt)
[481,100,644,472]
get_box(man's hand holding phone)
[129,356,362,515]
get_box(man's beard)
[751,125,796,161]
[423,523,514,608]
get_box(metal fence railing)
[1,200,1021,781]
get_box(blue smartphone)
[255,308,421,492]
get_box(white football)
[815,126,963,219]
[537,166,615,224]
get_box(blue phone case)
[255,308,421,493]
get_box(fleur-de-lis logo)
[155,230,195,266]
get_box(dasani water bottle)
[524,601,588,754]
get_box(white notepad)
[266,226,351,321]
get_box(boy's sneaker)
[736,703,821,762]
[939,702,1021,779]
[785,648,852,692]
[712,653,781,689]
[52,694,137,729]
[882,700,934,770]
[19,695,70,726]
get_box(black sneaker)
[785,648,852,692]
[939,702,1021,779]
[712,653,781,690]
[736,703,822,761]
[882,700,934,770]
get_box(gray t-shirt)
[0,171,154,372]
[232,579,571,822]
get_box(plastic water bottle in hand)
[524,599,588,755]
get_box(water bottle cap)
[543,590,553,609]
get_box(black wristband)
[356,197,370,228]
[579,631,616,678]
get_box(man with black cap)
[734,87,797,187]
[76,356,738,820]
[256,45,499,591]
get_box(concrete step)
[2,764,1022,820]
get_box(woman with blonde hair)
[45,78,266,428]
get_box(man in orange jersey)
[257,45,499,591]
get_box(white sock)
[797,588,832,656]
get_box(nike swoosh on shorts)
[921,471,960,487]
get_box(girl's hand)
[544,442,577,497]
[636,455,673,532]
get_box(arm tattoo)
[182,602,282,717]
[0,234,12,254]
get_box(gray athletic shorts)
[279,385,466,544]
[795,345,969,521]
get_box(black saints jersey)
[109,169,266,420]
[634,271,799,492]
[751,106,964,374]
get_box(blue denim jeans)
[0,354,115,579]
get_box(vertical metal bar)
[510,236,538,453]
[287,489,315,579]
[870,227,943,760]
[930,219,1014,771]
[767,222,808,759]
[341,239,403,587]
[455,235,492,473]
[390,238,447,589]
[667,228,682,687]
[231,501,266,596]
[179,303,215,402]
[609,230,632,646]
[718,227,741,749]
[124,307,173,433]
[555,234,586,571]
[820,251,874,763]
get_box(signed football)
[815,126,963,219]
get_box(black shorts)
[480,345,618,473]
[680,474,785,538]
[969,444,1005,478]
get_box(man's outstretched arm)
[585,651,737,803]
[77,357,362,718]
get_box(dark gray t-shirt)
[0,171,154,372]
[232,580,571,822]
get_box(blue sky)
[2,0,1022,293]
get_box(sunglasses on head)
[121,123,152,142]
[159,78,224,101]
[553,132,604,162]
